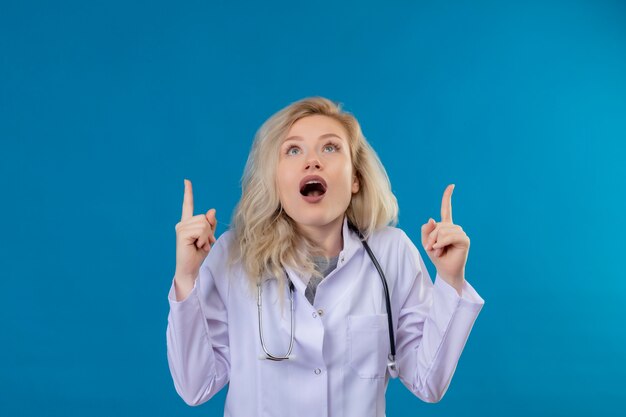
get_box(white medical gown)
[166,216,485,416]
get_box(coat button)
[317,309,324,316]
[314,368,322,375]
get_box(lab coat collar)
[339,214,362,263]
[285,215,362,296]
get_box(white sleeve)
[394,230,485,403]
[165,234,231,406]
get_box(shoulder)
[215,229,236,250]
[199,229,237,272]
[211,229,236,253]
[368,224,415,252]
[367,224,424,272]
[196,229,240,299]
[364,225,430,299]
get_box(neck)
[297,216,344,258]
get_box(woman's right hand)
[174,179,217,286]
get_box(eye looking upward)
[323,142,341,153]
[284,141,341,156]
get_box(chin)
[281,197,350,230]
[294,218,336,229]
[288,210,345,230]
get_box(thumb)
[421,218,436,248]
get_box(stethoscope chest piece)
[388,354,399,378]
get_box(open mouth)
[300,181,327,197]
[299,176,327,202]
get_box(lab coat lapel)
[278,216,362,348]
[311,216,363,312]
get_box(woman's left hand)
[421,184,470,294]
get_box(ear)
[351,173,360,194]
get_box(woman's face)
[276,115,359,234]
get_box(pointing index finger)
[440,184,454,223]
[181,179,194,221]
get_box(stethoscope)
[257,221,398,375]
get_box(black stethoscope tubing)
[347,221,396,370]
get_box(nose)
[305,157,322,170]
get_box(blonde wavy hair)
[228,96,398,302]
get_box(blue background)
[2,0,625,416]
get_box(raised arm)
[166,179,230,406]
[393,230,484,403]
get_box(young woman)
[166,97,484,416]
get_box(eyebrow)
[283,133,344,143]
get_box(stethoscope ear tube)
[257,277,296,361]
